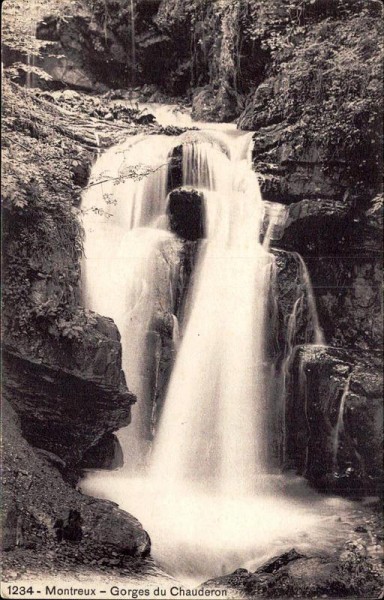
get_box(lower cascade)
[81,108,353,583]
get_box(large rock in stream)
[2,399,150,559]
[285,345,383,494]
[3,314,135,469]
[167,187,206,241]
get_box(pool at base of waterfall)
[80,470,381,586]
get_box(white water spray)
[82,134,178,467]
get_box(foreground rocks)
[203,545,383,599]
[2,400,151,562]
[3,315,135,469]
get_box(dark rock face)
[2,400,150,558]
[155,0,269,110]
[3,315,135,468]
[308,255,382,351]
[167,188,206,241]
[80,433,124,470]
[33,13,131,90]
[269,195,383,353]
[29,1,184,92]
[144,238,199,433]
[167,145,183,191]
[269,250,322,362]
[191,84,241,123]
[285,346,383,494]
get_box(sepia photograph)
[1,1,383,599]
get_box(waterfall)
[182,141,230,191]
[25,0,38,89]
[262,201,289,248]
[295,253,325,345]
[151,135,272,494]
[265,246,325,468]
[81,109,335,582]
[82,134,179,468]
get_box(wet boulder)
[167,187,206,241]
[80,433,124,471]
[285,346,383,494]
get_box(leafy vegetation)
[239,1,383,201]
[1,78,94,346]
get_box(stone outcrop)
[80,433,124,470]
[269,250,322,362]
[3,314,135,468]
[238,4,382,204]
[2,400,150,559]
[167,187,206,241]
[267,197,382,353]
[306,254,382,351]
[142,238,199,433]
[191,84,242,123]
[26,0,178,92]
[285,346,383,494]
[34,12,131,90]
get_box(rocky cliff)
[235,1,383,493]
[3,318,134,469]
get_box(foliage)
[2,78,93,344]
[244,4,383,193]
[238,0,382,52]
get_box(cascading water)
[295,253,325,346]
[82,134,179,467]
[81,106,355,585]
[266,248,326,466]
[25,0,38,89]
[151,135,272,494]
